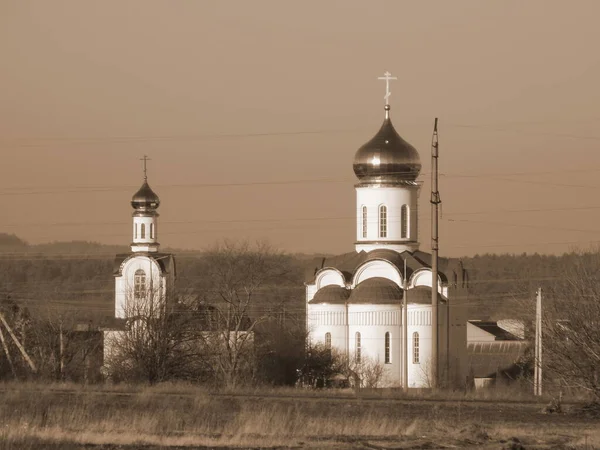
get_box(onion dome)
[349,277,403,304]
[353,105,421,183]
[308,285,350,304]
[131,181,160,211]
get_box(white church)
[305,74,469,389]
[103,160,176,363]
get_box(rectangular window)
[355,332,361,364]
[325,332,331,350]
[150,223,154,239]
[141,224,146,239]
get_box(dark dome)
[309,285,350,304]
[353,106,421,183]
[349,277,403,304]
[408,286,446,305]
[131,181,160,210]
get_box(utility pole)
[534,287,543,396]
[430,118,440,388]
[403,258,409,392]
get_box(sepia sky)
[2,0,600,257]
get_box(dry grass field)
[0,382,598,449]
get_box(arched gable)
[315,267,346,289]
[409,268,445,294]
[352,259,403,288]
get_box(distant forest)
[0,233,590,323]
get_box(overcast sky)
[2,0,600,256]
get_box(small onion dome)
[131,181,160,210]
[408,286,446,305]
[308,285,350,304]
[349,277,403,304]
[353,105,421,183]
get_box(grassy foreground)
[0,382,598,449]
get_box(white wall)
[115,256,167,319]
[307,303,348,354]
[348,303,402,386]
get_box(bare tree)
[103,285,208,384]
[540,249,600,399]
[194,240,293,388]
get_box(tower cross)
[377,71,398,106]
[140,155,151,181]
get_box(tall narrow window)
[140,224,146,239]
[150,223,154,239]
[413,332,420,364]
[385,332,391,364]
[325,332,332,349]
[401,204,409,239]
[379,205,387,238]
[361,206,368,238]
[355,332,361,363]
[134,269,146,300]
[134,224,138,239]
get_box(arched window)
[413,332,420,364]
[379,205,387,238]
[134,269,146,300]
[361,206,368,238]
[385,332,391,364]
[401,204,409,239]
[150,223,154,239]
[325,332,331,349]
[140,224,146,239]
[355,332,361,363]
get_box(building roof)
[353,105,421,184]
[304,249,450,285]
[113,252,176,277]
[407,285,446,305]
[348,277,403,304]
[468,321,522,341]
[308,285,350,305]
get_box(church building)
[306,74,469,389]
[103,159,176,363]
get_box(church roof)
[348,277,403,304]
[308,285,350,305]
[406,285,447,305]
[113,252,176,277]
[304,249,450,285]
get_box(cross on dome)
[140,155,151,181]
[377,71,397,106]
